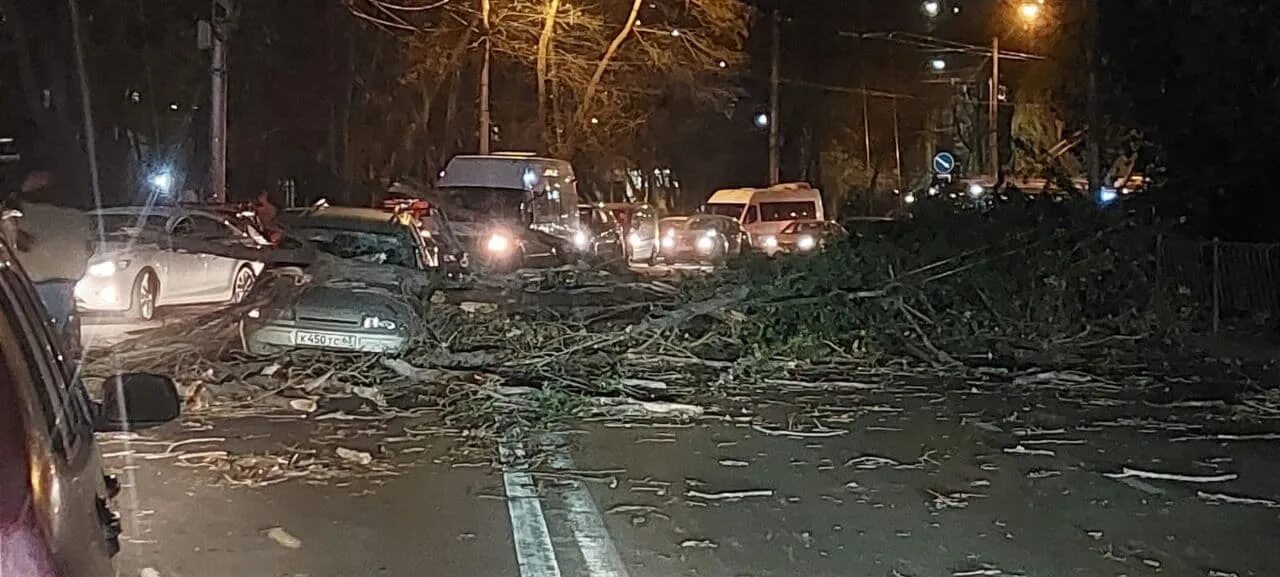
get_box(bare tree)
[344,0,747,174]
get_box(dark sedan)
[658,214,749,265]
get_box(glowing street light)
[929,58,947,71]
[754,112,770,128]
[150,171,174,194]
[1018,2,1043,26]
[922,0,940,18]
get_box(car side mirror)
[97,373,181,432]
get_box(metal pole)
[1212,237,1221,333]
[1084,0,1101,195]
[989,35,999,180]
[210,0,229,203]
[767,7,781,184]
[479,0,492,154]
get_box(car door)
[162,216,205,302]
[188,214,240,301]
[0,259,114,576]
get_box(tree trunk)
[536,0,562,151]
[577,0,643,126]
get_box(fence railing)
[1158,235,1280,331]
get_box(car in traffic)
[1,236,181,577]
[658,214,749,265]
[602,202,660,264]
[434,154,590,271]
[243,206,431,354]
[577,204,627,263]
[703,182,825,248]
[758,220,848,255]
[76,206,268,321]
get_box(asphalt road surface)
[99,375,1280,577]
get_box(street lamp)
[929,58,947,71]
[922,0,940,18]
[1017,1,1043,27]
[754,113,770,128]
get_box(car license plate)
[295,331,358,349]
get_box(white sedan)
[76,206,266,320]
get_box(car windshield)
[703,203,744,218]
[435,187,523,221]
[760,201,817,221]
[96,213,167,235]
[782,221,824,234]
[684,215,723,230]
[295,227,414,267]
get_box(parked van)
[435,153,585,268]
[702,182,825,245]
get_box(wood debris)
[1197,491,1280,508]
[265,526,302,549]
[1002,445,1056,457]
[1104,467,1238,484]
[686,489,774,501]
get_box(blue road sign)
[932,152,956,175]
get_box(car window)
[3,259,92,448]
[0,262,71,456]
[744,206,760,224]
[760,201,818,222]
[98,213,168,234]
[170,216,194,236]
[191,215,229,238]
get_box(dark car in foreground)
[244,206,431,354]
[1,238,180,577]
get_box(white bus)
[702,182,825,242]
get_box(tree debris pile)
[84,199,1200,443]
[689,199,1193,368]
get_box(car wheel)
[127,270,158,321]
[231,266,256,304]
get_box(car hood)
[289,282,418,326]
[91,237,158,259]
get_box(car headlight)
[661,236,676,249]
[797,235,817,251]
[362,316,397,331]
[762,235,778,249]
[628,232,642,247]
[703,229,718,238]
[573,230,590,249]
[247,308,262,319]
[87,260,128,278]
[486,233,511,253]
[695,236,715,252]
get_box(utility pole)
[210,0,232,203]
[1084,0,1101,195]
[479,0,492,154]
[989,35,1000,180]
[767,7,781,184]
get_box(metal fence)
[1158,235,1280,330]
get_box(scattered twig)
[1104,467,1237,484]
